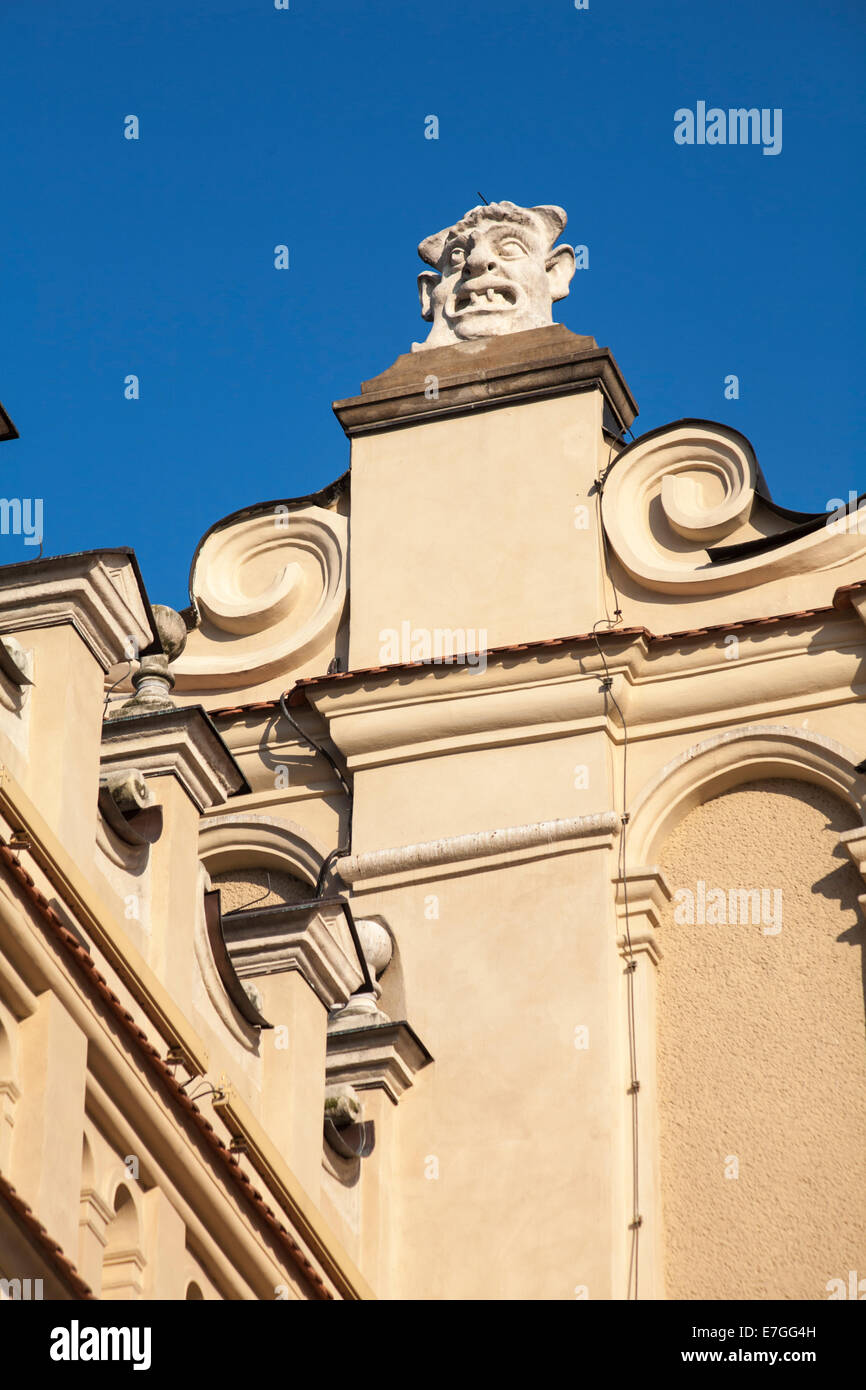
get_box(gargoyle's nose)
[465,239,499,275]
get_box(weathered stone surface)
[413,200,576,351]
[333,325,637,436]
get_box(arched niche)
[653,773,866,1299]
[627,724,866,868]
[101,1185,146,1300]
[199,813,330,893]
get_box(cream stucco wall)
[657,778,866,1300]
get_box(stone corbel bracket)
[98,768,163,847]
[100,706,248,811]
[0,638,33,690]
[0,638,33,729]
[221,898,367,1011]
[323,1083,375,1159]
[326,1020,433,1105]
[614,865,671,967]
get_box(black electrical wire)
[278,693,351,896]
[593,433,643,1299]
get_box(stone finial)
[329,918,393,1033]
[109,604,189,718]
[413,200,576,351]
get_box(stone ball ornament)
[355,918,393,982]
[150,603,189,663]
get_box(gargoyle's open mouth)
[452,283,518,314]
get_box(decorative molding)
[97,770,163,849]
[78,1187,114,1249]
[326,1020,433,1104]
[0,551,155,672]
[601,420,866,595]
[222,898,365,1011]
[198,813,329,885]
[173,505,347,690]
[0,763,210,1076]
[0,1078,20,1168]
[192,865,259,1049]
[336,811,619,886]
[209,1082,375,1301]
[333,325,637,436]
[101,1245,147,1299]
[613,866,670,967]
[627,724,866,865]
[0,638,33,691]
[101,706,247,812]
[0,639,32,757]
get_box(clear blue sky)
[1,0,863,607]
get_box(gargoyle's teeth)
[453,285,516,313]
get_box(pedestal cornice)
[332,325,637,437]
[221,897,367,1010]
[0,549,157,672]
[101,706,248,811]
[325,1020,432,1104]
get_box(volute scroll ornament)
[601,420,866,594]
[172,505,347,690]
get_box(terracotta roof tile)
[201,577,866,721]
[0,1170,94,1300]
[0,842,333,1301]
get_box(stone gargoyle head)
[413,200,576,352]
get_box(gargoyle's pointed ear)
[532,205,568,241]
[546,244,575,302]
[418,271,440,322]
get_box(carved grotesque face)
[414,201,575,351]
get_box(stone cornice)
[325,1020,433,1104]
[337,812,618,889]
[303,644,643,767]
[332,325,637,436]
[299,615,866,768]
[221,898,366,1010]
[0,550,156,671]
[101,706,248,811]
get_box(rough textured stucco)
[211,868,312,913]
[658,778,866,1299]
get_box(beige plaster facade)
[0,205,864,1301]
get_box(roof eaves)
[0,842,333,1301]
[0,1171,94,1300]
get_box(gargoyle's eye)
[450,247,466,266]
[498,239,528,259]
